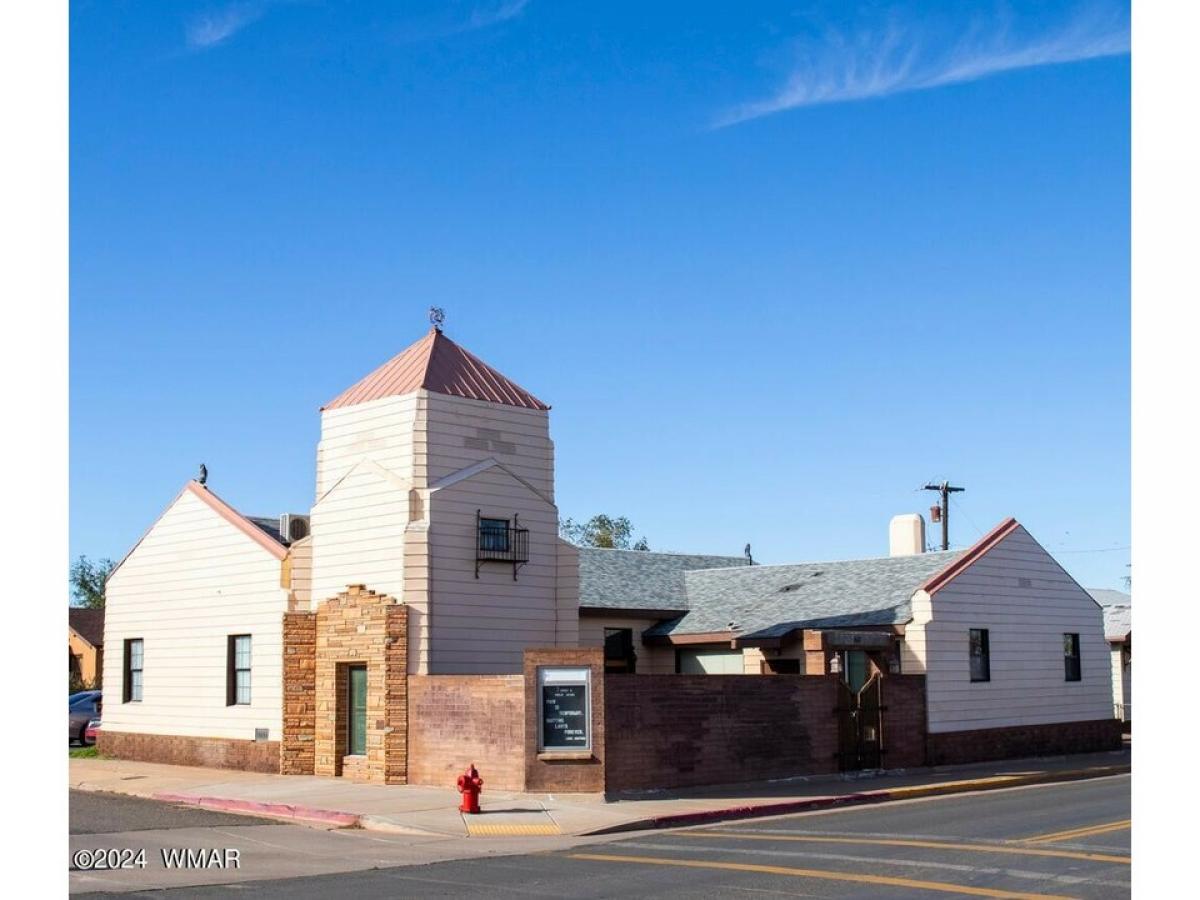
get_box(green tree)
[70,555,115,609]
[559,515,650,551]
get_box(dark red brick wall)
[927,718,1123,766]
[97,731,280,773]
[603,675,842,792]
[407,675,526,791]
[523,648,606,793]
[880,675,927,769]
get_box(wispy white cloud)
[396,0,532,42]
[715,7,1130,127]
[186,3,268,50]
[467,0,531,31]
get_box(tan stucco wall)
[69,630,101,684]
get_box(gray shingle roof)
[577,546,751,612]
[1086,588,1131,607]
[246,516,285,544]
[644,550,964,639]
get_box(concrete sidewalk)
[70,747,1130,838]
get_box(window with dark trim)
[478,517,510,553]
[227,635,252,705]
[123,638,143,702]
[603,628,637,673]
[1063,633,1081,682]
[968,628,990,682]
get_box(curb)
[584,764,1131,835]
[152,792,361,828]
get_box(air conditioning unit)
[279,514,310,544]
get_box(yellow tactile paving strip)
[465,820,561,836]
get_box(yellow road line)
[1023,820,1130,844]
[678,830,1129,865]
[567,853,1076,899]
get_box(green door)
[347,665,367,756]
[844,650,869,693]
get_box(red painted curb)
[153,792,361,828]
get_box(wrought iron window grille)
[475,510,530,580]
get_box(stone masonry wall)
[97,731,280,773]
[313,585,408,784]
[280,612,317,775]
[407,675,526,791]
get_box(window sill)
[536,751,594,762]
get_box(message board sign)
[538,667,591,752]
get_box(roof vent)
[279,514,310,544]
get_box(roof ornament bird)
[198,463,208,486]
[744,543,753,565]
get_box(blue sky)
[70,1,1130,590]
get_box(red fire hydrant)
[457,763,483,814]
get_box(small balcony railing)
[475,511,530,580]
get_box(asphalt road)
[74,775,1130,899]
[71,791,268,835]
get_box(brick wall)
[603,675,841,793]
[926,718,1123,766]
[523,648,606,793]
[97,731,280,773]
[880,675,927,769]
[407,675,526,791]
[312,585,408,784]
[280,612,316,775]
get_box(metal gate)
[835,673,883,771]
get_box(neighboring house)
[1089,588,1131,724]
[100,324,1119,777]
[582,516,1116,761]
[69,607,105,687]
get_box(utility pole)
[923,481,965,551]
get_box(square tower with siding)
[307,325,577,674]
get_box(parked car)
[85,718,101,744]
[69,690,101,745]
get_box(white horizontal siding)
[316,394,419,500]
[916,526,1113,733]
[423,393,554,501]
[102,489,288,741]
[427,465,559,674]
[308,460,408,607]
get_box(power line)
[922,481,964,551]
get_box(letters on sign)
[538,667,590,751]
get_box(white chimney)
[889,514,926,557]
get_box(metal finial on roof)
[197,463,208,486]
[429,306,445,332]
